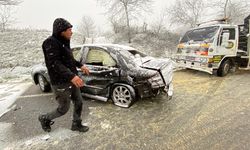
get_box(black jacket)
[42,18,82,85]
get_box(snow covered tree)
[97,0,153,43]
[77,15,96,43]
[0,5,12,31]
[167,0,206,28]
[209,0,250,24]
[0,0,21,5]
[0,0,21,31]
[109,15,126,34]
[151,8,168,35]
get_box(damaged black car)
[32,44,173,108]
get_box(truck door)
[216,28,237,56]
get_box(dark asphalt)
[1,69,250,150]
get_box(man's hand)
[71,76,84,88]
[80,65,90,75]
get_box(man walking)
[38,18,89,132]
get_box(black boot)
[71,120,89,132]
[38,115,54,132]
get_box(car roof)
[73,43,137,51]
[71,44,83,48]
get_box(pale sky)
[13,0,174,32]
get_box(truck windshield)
[180,26,219,43]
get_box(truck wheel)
[217,60,231,77]
[111,84,135,108]
[38,74,51,92]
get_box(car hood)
[135,57,173,85]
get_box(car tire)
[37,74,51,92]
[217,59,231,77]
[111,84,135,108]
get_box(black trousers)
[46,83,83,122]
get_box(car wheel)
[38,74,51,92]
[111,84,135,108]
[217,59,231,77]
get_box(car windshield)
[180,26,219,43]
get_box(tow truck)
[175,15,250,76]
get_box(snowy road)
[0,82,32,118]
[1,69,250,149]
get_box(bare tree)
[77,15,96,44]
[209,0,250,24]
[0,0,21,5]
[151,8,168,35]
[0,0,21,31]
[109,15,126,34]
[142,22,148,32]
[97,0,153,43]
[0,5,12,31]
[167,0,205,28]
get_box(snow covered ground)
[0,82,32,118]
[0,29,83,83]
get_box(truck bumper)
[176,59,214,74]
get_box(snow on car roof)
[71,44,83,48]
[82,43,137,51]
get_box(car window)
[86,48,117,67]
[128,50,147,57]
[72,47,82,61]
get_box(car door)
[79,46,120,97]
[216,27,237,55]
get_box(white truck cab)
[175,16,250,76]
